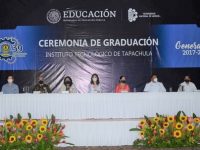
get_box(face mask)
[8,79,13,84]
[185,80,190,83]
[64,81,72,85]
[92,77,97,82]
[120,80,126,83]
[153,78,158,82]
[39,80,44,85]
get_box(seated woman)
[60,76,78,93]
[115,76,130,93]
[88,74,102,93]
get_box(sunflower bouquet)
[0,113,73,150]
[130,111,200,148]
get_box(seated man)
[144,75,166,92]
[178,75,197,92]
[2,75,19,94]
[33,75,51,93]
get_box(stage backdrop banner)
[0,0,200,93]
[152,24,200,68]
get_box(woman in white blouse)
[88,74,102,93]
[60,76,78,93]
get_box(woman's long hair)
[90,73,100,85]
[64,76,73,87]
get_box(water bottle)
[169,87,173,92]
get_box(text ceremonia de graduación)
[38,38,158,57]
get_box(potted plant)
[130,111,200,149]
[0,113,73,150]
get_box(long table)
[0,92,200,146]
[0,92,200,119]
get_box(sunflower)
[194,118,200,123]
[175,123,183,130]
[39,126,47,133]
[25,135,32,143]
[139,120,146,127]
[187,124,194,131]
[153,117,160,123]
[140,131,144,137]
[163,122,169,128]
[37,134,43,141]
[180,116,188,122]
[9,136,16,143]
[26,125,33,131]
[30,120,38,126]
[159,129,165,135]
[5,121,13,128]
[151,124,156,129]
[167,116,174,122]
[41,119,48,126]
[21,119,28,125]
[173,130,182,138]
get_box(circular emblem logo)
[0,37,27,64]
[128,8,138,22]
[46,9,61,24]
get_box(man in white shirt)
[178,76,197,92]
[144,75,166,92]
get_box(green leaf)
[176,111,181,117]
[9,115,13,120]
[181,111,186,116]
[64,136,69,138]
[51,114,56,124]
[144,115,151,125]
[144,115,149,120]
[130,128,141,131]
[156,113,160,117]
[28,113,31,119]
[17,113,22,121]
[193,113,197,118]
[67,142,75,146]
[176,111,182,121]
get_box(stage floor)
[58,146,133,150]
[57,146,200,150]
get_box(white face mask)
[92,77,97,82]
[8,79,13,84]
[153,78,158,82]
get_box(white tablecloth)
[1,92,200,146]
[0,92,200,120]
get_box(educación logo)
[46,9,61,24]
